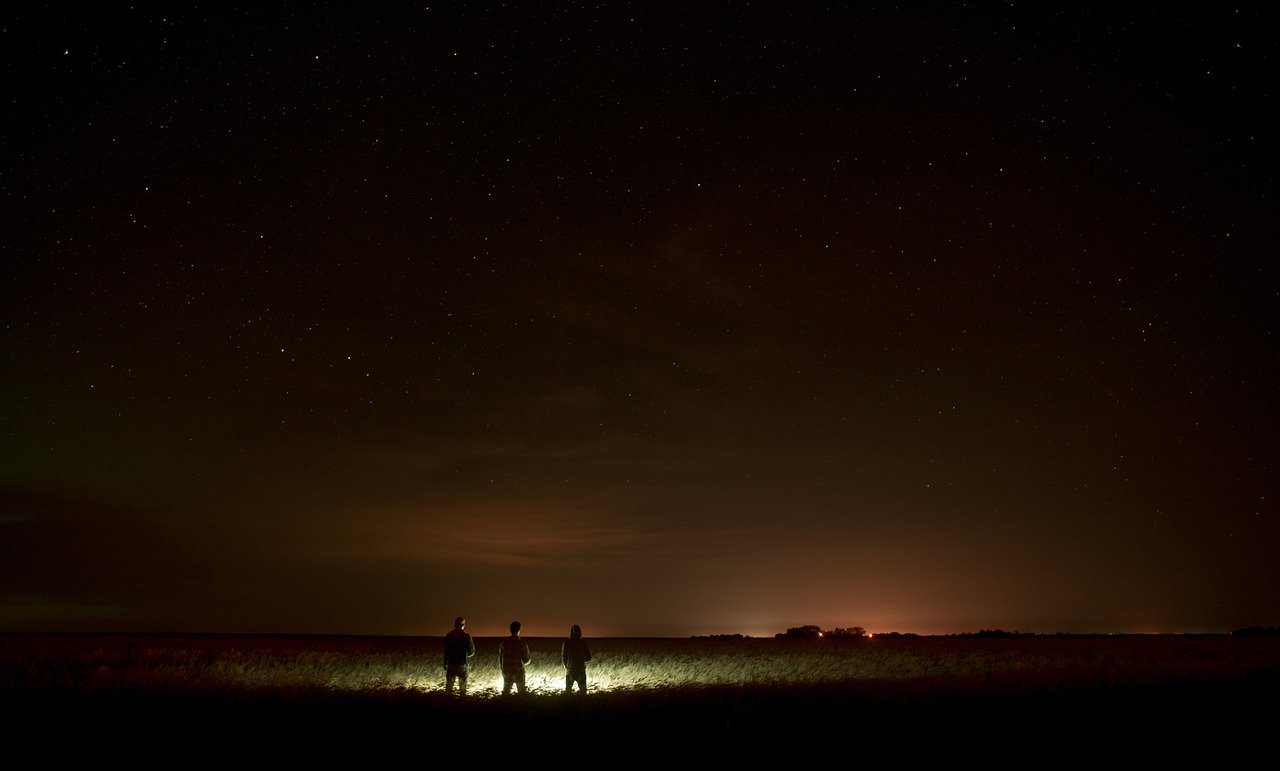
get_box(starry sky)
[2,4,1277,637]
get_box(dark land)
[5,632,1277,761]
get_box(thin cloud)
[299,504,780,570]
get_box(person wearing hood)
[561,624,592,694]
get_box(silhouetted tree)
[780,625,870,639]
[782,625,824,639]
[960,629,1035,638]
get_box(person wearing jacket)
[443,616,476,694]
[561,624,592,694]
[498,620,531,695]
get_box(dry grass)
[4,632,1277,697]
[3,632,1276,760]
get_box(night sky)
[3,4,1277,638]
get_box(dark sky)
[3,4,1276,637]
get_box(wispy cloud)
[0,595,129,627]
[361,430,655,471]
[298,500,779,570]
[446,524,672,566]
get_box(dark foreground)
[5,634,1277,761]
[11,675,1276,762]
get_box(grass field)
[4,633,1277,759]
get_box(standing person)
[561,624,591,694]
[498,620,531,695]
[443,616,476,695]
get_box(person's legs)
[447,664,467,694]
[566,667,585,693]
[502,674,512,695]
[515,671,526,694]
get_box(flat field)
[3,633,1276,759]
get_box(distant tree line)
[776,625,868,639]
[748,626,1275,640]
[1231,626,1280,637]
[947,629,1037,639]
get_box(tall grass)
[6,633,1275,763]
[3,634,1277,700]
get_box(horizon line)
[1,628,1264,638]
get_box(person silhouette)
[498,620,531,695]
[561,624,592,694]
[443,616,476,694]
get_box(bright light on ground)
[398,667,641,696]
[324,638,892,697]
